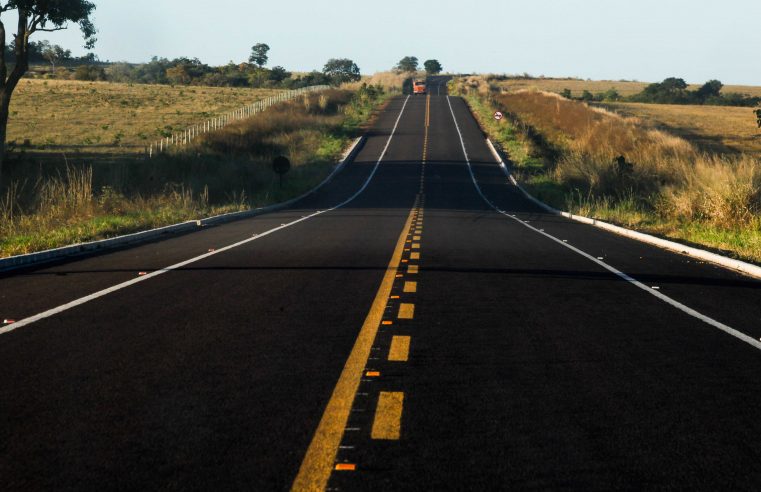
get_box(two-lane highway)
[2,79,761,490]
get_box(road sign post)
[273,156,291,188]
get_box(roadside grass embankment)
[0,85,392,258]
[450,77,761,264]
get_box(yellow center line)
[388,336,411,362]
[398,303,415,319]
[291,206,418,492]
[371,391,404,440]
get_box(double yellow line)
[292,96,430,492]
[291,206,418,491]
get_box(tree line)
[563,77,760,107]
[395,56,443,75]
[19,40,361,89]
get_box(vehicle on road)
[413,80,427,94]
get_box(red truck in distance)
[413,80,427,95]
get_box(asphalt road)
[2,77,761,490]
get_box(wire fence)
[146,85,330,158]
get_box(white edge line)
[446,95,761,352]
[0,96,411,336]
[483,138,761,281]
[0,136,368,272]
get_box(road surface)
[2,77,761,490]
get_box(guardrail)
[146,85,331,158]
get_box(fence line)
[146,85,330,158]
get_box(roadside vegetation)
[451,76,761,264]
[0,84,393,257]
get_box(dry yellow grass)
[490,77,761,99]
[597,102,761,156]
[8,79,283,156]
[492,78,649,97]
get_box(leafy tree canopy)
[423,59,442,75]
[249,43,270,67]
[322,58,360,85]
[396,56,418,73]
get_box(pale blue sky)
[16,0,761,85]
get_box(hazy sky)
[17,0,761,85]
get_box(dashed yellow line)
[398,303,415,319]
[292,206,417,492]
[403,281,417,293]
[408,265,419,274]
[410,252,420,260]
[388,336,411,361]
[371,392,404,440]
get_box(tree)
[166,65,191,85]
[322,58,360,85]
[41,41,70,69]
[268,66,290,83]
[0,1,96,189]
[249,43,269,68]
[696,79,723,101]
[423,59,442,75]
[396,56,418,73]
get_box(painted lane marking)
[388,336,411,362]
[371,392,404,440]
[0,97,412,338]
[445,95,761,353]
[408,265,419,274]
[403,281,418,293]
[411,243,420,249]
[291,206,418,491]
[413,236,421,241]
[410,252,420,260]
[398,303,415,319]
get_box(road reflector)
[371,392,404,440]
[403,281,417,293]
[208,248,215,252]
[3,319,15,325]
[389,336,411,361]
[381,321,393,325]
[335,463,356,471]
[390,295,400,299]
[365,371,380,377]
[398,303,415,319]
[138,272,147,276]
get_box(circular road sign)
[494,111,504,121]
[273,155,291,175]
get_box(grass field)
[487,77,761,99]
[7,79,283,156]
[597,102,761,156]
